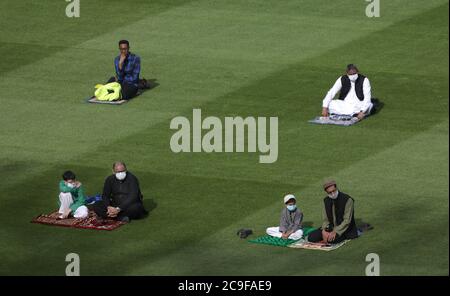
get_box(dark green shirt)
[322,198,354,236]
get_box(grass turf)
[0,0,448,275]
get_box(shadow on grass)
[143,198,158,213]
[370,98,385,116]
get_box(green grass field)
[0,0,448,275]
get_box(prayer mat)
[31,210,126,231]
[248,235,301,247]
[308,116,360,126]
[288,239,349,251]
[248,226,316,247]
[86,96,131,105]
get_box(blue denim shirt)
[114,53,140,86]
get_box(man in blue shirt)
[107,40,141,100]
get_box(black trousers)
[93,200,147,221]
[107,77,138,100]
[307,228,347,244]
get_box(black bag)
[138,78,151,90]
[236,228,253,239]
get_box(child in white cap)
[266,194,304,240]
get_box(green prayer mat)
[248,226,316,247]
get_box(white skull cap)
[283,194,296,204]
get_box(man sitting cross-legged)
[321,64,374,120]
[93,161,148,223]
[307,180,359,244]
[106,40,141,100]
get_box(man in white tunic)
[322,64,373,120]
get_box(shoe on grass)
[119,216,130,223]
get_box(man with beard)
[307,180,359,243]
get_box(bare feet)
[60,208,72,219]
[357,112,365,120]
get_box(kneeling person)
[94,161,147,222]
[58,171,88,219]
[266,194,304,240]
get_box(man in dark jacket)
[307,180,358,243]
[94,161,147,222]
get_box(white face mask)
[115,171,127,180]
[66,182,75,188]
[286,204,297,212]
[348,74,358,82]
[328,190,339,199]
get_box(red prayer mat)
[31,210,126,231]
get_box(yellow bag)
[94,82,122,101]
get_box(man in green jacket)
[58,171,88,219]
[307,180,359,243]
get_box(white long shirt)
[322,76,372,114]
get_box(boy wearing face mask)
[58,171,88,219]
[266,194,304,240]
[321,64,373,120]
[307,180,358,244]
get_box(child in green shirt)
[58,171,88,219]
